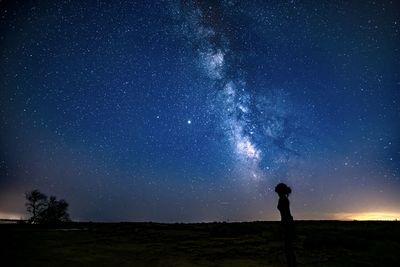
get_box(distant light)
[187,120,191,124]
[0,211,22,220]
[334,211,400,221]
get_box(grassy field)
[2,221,400,266]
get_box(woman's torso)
[278,197,293,222]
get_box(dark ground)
[1,221,400,266]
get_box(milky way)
[174,0,303,182]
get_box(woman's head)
[275,183,292,196]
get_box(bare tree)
[38,196,70,223]
[25,189,47,224]
[25,190,71,224]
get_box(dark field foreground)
[2,221,400,266]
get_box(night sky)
[1,0,399,222]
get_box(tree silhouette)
[25,189,47,224]
[25,190,70,224]
[38,196,70,224]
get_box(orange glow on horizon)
[334,211,400,221]
[0,212,23,220]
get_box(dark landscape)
[1,1,400,267]
[2,221,400,267]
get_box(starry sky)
[1,0,399,222]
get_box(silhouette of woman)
[275,183,297,267]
